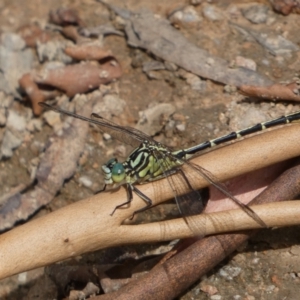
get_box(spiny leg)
[95,184,107,194]
[177,168,198,194]
[110,183,153,219]
[129,185,153,219]
[110,183,133,216]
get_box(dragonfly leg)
[130,185,153,219]
[95,184,107,194]
[110,183,133,216]
[110,184,152,219]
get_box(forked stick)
[0,124,300,280]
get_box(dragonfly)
[39,102,300,227]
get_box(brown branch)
[0,124,300,280]
[239,82,300,102]
[100,159,300,300]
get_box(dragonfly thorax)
[123,141,182,183]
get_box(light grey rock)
[0,33,34,97]
[242,5,269,24]
[202,4,224,21]
[79,175,93,188]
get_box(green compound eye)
[111,163,125,183]
[107,158,117,167]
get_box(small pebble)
[169,6,202,26]
[190,0,202,5]
[1,32,25,50]
[206,57,215,66]
[202,5,224,21]
[219,265,242,280]
[17,272,28,284]
[79,176,93,188]
[115,15,127,28]
[142,60,165,72]
[176,123,186,132]
[261,59,270,66]
[7,110,26,132]
[136,103,175,136]
[235,56,257,71]
[1,129,23,158]
[37,40,73,63]
[242,5,269,24]
[0,35,34,96]
[265,285,276,292]
[200,284,218,295]
[103,133,111,141]
[224,85,237,94]
[185,73,206,91]
[43,110,62,127]
[146,70,164,80]
[164,61,178,72]
[93,94,126,118]
[172,113,186,122]
[26,118,43,132]
[251,257,260,265]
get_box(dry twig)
[0,124,300,280]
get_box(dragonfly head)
[102,158,126,185]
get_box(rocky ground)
[0,0,300,299]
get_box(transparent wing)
[40,102,152,148]
[151,146,266,229]
[180,158,266,227]
[150,148,207,235]
[90,113,158,148]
